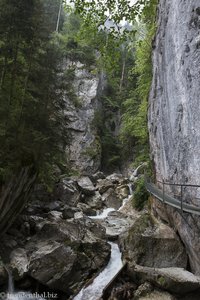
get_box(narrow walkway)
[145,181,200,216]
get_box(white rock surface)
[148,0,200,274]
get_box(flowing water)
[5,268,45,300]
[74,182,133,300]
[119,183,133,210]
[73,242,123,300]
[5,181,133,300]
[89,207,115,220]
[90,182,133,219]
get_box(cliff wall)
[148,0,200,274]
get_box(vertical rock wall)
[148,0,200,274]
[64,62,106,175]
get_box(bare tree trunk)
[0,166,37,237]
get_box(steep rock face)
[64,62,106,174]
[149,0,200,273]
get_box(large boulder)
[101,211,136,239]
[54,178,79,205]
[14,217,111,296]
[133,265,200,294]
[77,176,96,195]
[84,191,103,210]
[102,188,122,210]
[116,184,130,200]
[96,179,114,194]
[106,173,124,184]
[120,213,187,269]
[10,248,29,280]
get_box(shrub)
[132,177,149,210]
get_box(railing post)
[181,185,183,212]
[162,179,165,203]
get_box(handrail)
[156,179,200,188]
[145,180,200,216]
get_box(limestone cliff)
[148,0,200,274]
[64,62,106,174]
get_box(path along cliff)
[148,0,200,274]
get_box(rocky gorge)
[1,0,200,299]
[1,170,200,300]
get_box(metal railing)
[145,178,200,216]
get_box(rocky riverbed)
[1,172,200,300]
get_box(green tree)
[0,0,68,187]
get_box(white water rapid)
[119,183,133,210]
[74,182,133,300]
[89,207,115,220]
[89,182,133,220]
[73,242,123,300]
[5,269,45,300]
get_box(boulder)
[116,184,130,200]
[47,211,63,221]
[120,213,187,269]
[133,265,200,294]
[84,191,103,210]
[137,289,176,300]
[25,218,110,295]
[10,248,29,279]
[91,171,105,183]
[62,206,79,219]
[134,282,153,299]
[102,188,122,210]
[77,176,96,195]
[54,178,79,205]
[106,173,123,184]
[96,179,114,194]
[101,211,135,239]
[43,201,63,213]
[77,203,96,216]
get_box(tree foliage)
[0,0,68,187]
[120,0,158,165]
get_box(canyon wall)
[64,62,106,175]
[148,0,200,274]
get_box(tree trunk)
[0,166,37,237]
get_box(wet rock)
[102,188,122,210]
[77,176,96,195]
[10,248,29,279]
[120,213,187,269]
[133,265,200,294]
[96,179,114,194]
[100,211,136,239]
